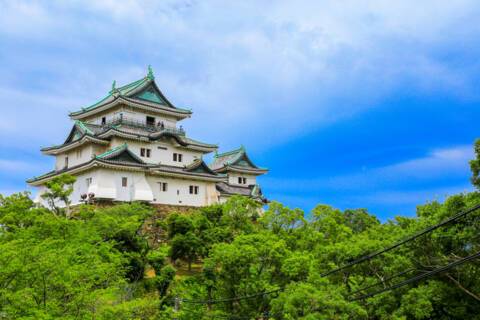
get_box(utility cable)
[349,250,480,301]
[321,203,480,277]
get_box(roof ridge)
[79,93,113,112]
[214,145,245,158]
[96,143,128,159]
[75,120,94,135]
[117,77,149,95]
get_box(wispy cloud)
[0,159,38,172]
[263,145,474,192]
[1,1,480,150]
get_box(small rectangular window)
[122,177,128,187]
[146,149,151,158]
[76,149,82,159]
[238,177,247,184]
[141,148,145,157]
[159,182,168,192]
[101,117,106,125]
[173,153,183,162]
[146,116,155,126]
[86,177,92,187]
[64,157,69,168]
[189,185,199,195]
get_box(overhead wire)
[172,203,480,308]
[321,203,480,277]
[349,250,480,301]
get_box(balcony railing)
[102,116,185,136]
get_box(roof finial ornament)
[147,65,155,80]
[110,80,118,94]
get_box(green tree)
[170,232,202,271]
[470,139,480,189]
[40,173,77,218]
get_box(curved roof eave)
[69,96,192,120]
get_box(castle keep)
[28,67,268,207]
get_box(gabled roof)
[42,121,109,155]
[210,145,268,175]
[27,152,226,185]
[42,120,217,155]
[185,159,219,175]
[69,66,192,120]
[215,182,267,202]
[95,143,146,165]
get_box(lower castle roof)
[28,144,226,185]
[215,182,267,202]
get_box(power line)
[348,268,418,296]
[349,250,480,301]
[321,203,480,277]
[181,288,283,305]
[172,203,480,310]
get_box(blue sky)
[1,1,480,220]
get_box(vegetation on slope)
[1,191,479,319]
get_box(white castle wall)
[228,173,257,186]
[147,176,218,207]
[55,144,96,170]
[34,168,219,208]
[109,138,203,166]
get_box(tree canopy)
[2,142,480,320]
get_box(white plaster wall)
[35,170,97,208]
[33,168,223,208]
[147,176,218,206]
[109,138,202,167]
[228,173,257,186]
[98,170,154,202]
[55,145,95,170]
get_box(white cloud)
[1,1,480,150]
[360,185,473,205]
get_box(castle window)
[146,116,155,127]
[238,177,247,184]
[173,153,183,162]
[141,148,151,158]
[122,177,128,187]
[76,149,82,159]
[64,156,69,168]
[189,185,199,195]
[86,177,92,187]
[159,182,168,192]
[101,117,106,125]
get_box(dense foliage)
[1,188,479,318]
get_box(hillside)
[1,189,480,319]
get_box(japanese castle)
[27,67,268,207]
